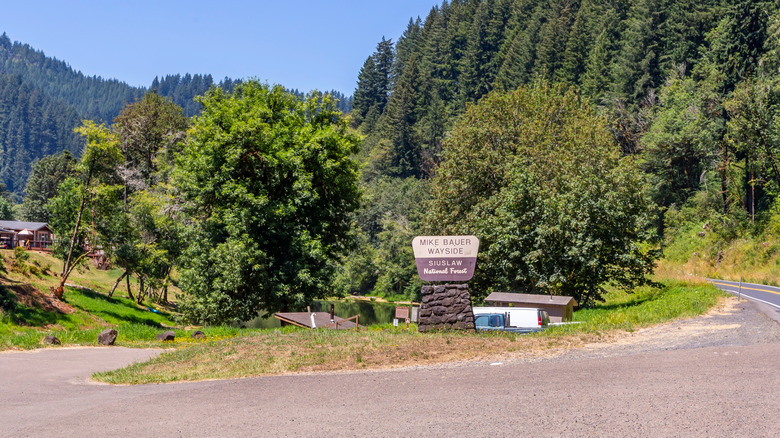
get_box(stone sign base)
[418,284,475,332]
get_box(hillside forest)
[2,0,780,324]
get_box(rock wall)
[418,284,475,332]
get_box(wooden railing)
[323,314,360,331]
[2,240,54,251]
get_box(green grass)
[545,281,725,335]
[0,285,248,350]
[94,281,727,384]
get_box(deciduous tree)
[426,82,658,306]
[49,121,123,299]
[176,82,361,324]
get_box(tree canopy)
[175,82,361,324]
[426,82,658,306]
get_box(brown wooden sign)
[412,235,479,282]
[395,306,410,320]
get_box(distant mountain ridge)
[0,33,143,123]
[0,33,352,200]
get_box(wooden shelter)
[274,312,360,330]
[483,292,577,323]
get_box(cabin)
[483,292,577,323]
[0,221,54,251]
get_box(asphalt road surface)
[710,278,780,315]
[2,301,779,438]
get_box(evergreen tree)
[383,55,423,178]
[558,0,600,85]
[582,20,617,102]
[495,3,544,92]
[21,151,77,222]
[352,55,380,129]
[610,0,666,105]
[460,0,512,103]
[533,0,577,81]
[352,38,395,131]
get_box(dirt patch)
[1,280,76,314]
[546,297,780,363]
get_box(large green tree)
[426,82,658,306]
[175,82,361,324]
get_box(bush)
[13,246,29,262]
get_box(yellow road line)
[711,281,780,297]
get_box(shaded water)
[243,299,411,329]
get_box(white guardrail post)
[738,276,742,302]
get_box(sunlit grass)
[657,223,780,286]
[0,283,248,350]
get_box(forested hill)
[0,33,352,199]
[0,33,143,123]
[353,0,774,179]
[0,74,82,195]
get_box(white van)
[472,306,549,330]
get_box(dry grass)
[94,327,603,384]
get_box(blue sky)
[2,1,437,95]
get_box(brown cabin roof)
[274,312,359,330]
[485,292,577,307]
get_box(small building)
[483,292,577,323]
[0,220,54,251]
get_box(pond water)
[243,299,412,329]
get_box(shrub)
[13,246,29,262]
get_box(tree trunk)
[137,276,145,304]
[751,171,755,224]
[108,271,128,298]
[126,274,135,301]
[50,252,90,299]
[53,169,94,300]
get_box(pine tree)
[581,9,621,102]
[383,55,422,178]
[352,55,380,129]
[495,3,545,92]
[610,0,666,105]
[558,0,600,85]
[351,38,394,131]
[460,0,512,103]
[533,0,577,81]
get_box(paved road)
[1,302,779,438]
[710,278,780,321]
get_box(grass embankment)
[658,221,780,286]
[94,282,725,384]
[0,284,245,350]
[0,249,234,350]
